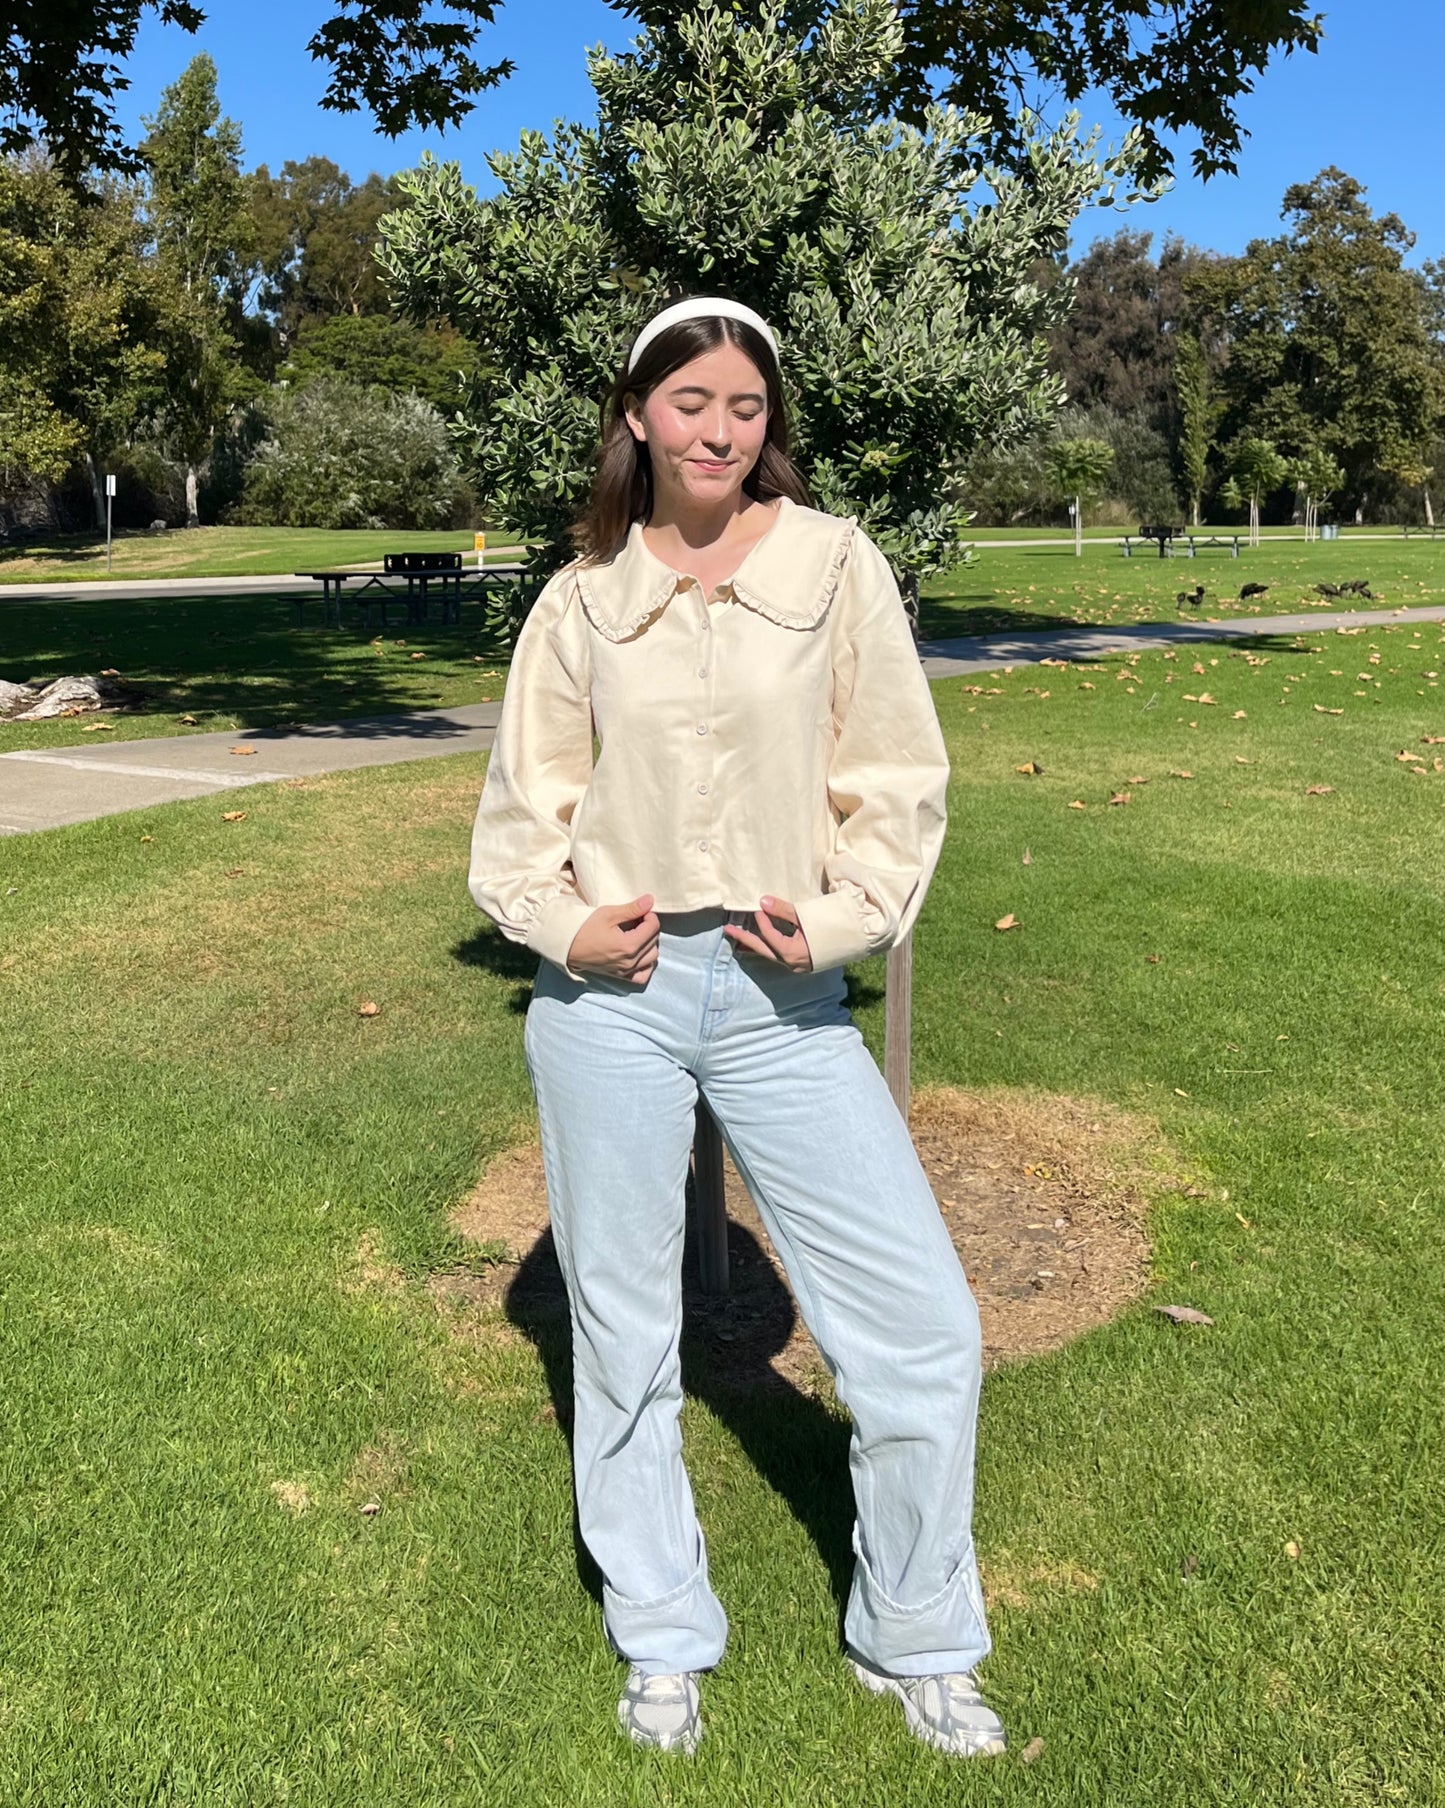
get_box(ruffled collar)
[571,493,857,642]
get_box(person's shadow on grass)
[502,1190,859,1647]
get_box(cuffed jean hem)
[602,1545,730,1676]
[844,1525,992,1678]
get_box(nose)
[701,411,730,449]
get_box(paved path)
[0,702,503,835]
[5,602,1445,836]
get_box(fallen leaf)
[1021,847,1032,866]
[1126,774,1149,785]
[358,1001,382,1017]
[1396,749,1425,764]
[994,913,1020,932]
[1232,710,1247,719]
[1155,1304,1214,1326]
[359,1500,382,1517]
[1305,784,1334,796]
[1068,799,1086,809]
[1197,692,1216,705]
[1173,1087,1190,1097]
[1108,791,1131,806]
[1020,1737,1045,1764]
[1144,954,1161,964]
[1423,733,1445,745]
[410,652,426,660]
[231,745,258,756]
[139,834,154,843]
[1078,681,1095,690]
[225,867,246,878]
[1284,1540,1301,1560]
[221,811,247,822]
[179,713,197,724]
[1015,760,1044,776]
[1169,769,1194,779]
[1313,706,1343,716]
[1234,756,1253,764]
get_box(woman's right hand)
[564,894,660,983]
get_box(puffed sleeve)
[792,532,950,973]
[467,570,598,982]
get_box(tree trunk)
[1425,485,1436,530]
[1074,494,1082,557]
[84,454,106,532]
[185,464,200,529]
[1190,492,1201,529]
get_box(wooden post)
[884,566,921,1126]
[692,1100,729,1295]
[884,929,912,1122]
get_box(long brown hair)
[569,310,813,566]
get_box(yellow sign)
[473,531,487,564]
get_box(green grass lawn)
[918,537,1445,638]
[0,526,524,585]
[3,625,1445,1803]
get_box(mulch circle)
[433,1085,1164,1392]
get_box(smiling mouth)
[692,459,731,469]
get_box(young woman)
[469,295,1003,1759]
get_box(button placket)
[695,586,716,860]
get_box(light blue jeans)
[522,906,991,1679]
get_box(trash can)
[1320,523,1340,540]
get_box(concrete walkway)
[5,602,1445,836]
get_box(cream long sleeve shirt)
[468,492,950,982]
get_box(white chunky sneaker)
[849,1656,1007,1757]
[616,1667,703,1754]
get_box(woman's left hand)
[724,895,814,971]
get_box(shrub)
[235,379,466,529]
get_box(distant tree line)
[970,169,1445,530]
[5,41,1439,543]
[0,54,481,539]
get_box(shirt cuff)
[794,888,880,973]
[524,892,598,981]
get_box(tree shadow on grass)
[0,588,516,728]
[918,597,1093,639]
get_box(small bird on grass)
[1313,582,1342,599]
[1239,582,1270,600]
[1175,584,1206,607]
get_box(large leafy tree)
[1049,229,1211,428]
[139,53,259,524]
[0,153,166,522]
[5,0,1320,187]
[1190,169,1445,520]
[378,0,1151,591]
[250,156,401,339]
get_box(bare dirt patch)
[434,1085,1166,1389]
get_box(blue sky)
[112,0,1442,263]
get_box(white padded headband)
[625,296,779,375]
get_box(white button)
[696,722,708,734]
[697,666,709,678]
[697,840,709,852]
[697,782,709,794]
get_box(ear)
[622,390,647,444]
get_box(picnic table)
[1120,524,1183,558]
[293,552,533,630]
[1180,533,1242,557]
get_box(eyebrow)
[666,384,766,404]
